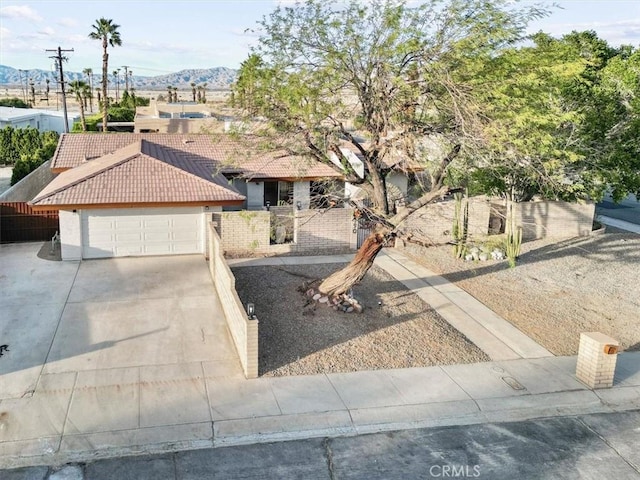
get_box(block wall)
[207,223,258,379]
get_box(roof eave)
[28,199,245,212]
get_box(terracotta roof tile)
[51,133,343,180]
[32,139,245,208]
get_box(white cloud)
[37,26,55,37]
[0,5,43,22]
[541,19,640,45]
[57,17,78,28]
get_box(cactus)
[452,190,469,259]
[505,199,522,268]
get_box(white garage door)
[82,207,203,258]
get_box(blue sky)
[1,0,639,76]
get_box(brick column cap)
[580,332,619,346]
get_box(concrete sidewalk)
[2,250,638,469]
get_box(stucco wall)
[293,181,311,209]
[246,181,265,210]
[59,209,82,260]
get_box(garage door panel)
[82,208,203,259]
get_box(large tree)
[465,31,639,204]
[238,0,549,295]
[574,43,640,201]
[89,18,122,133]
[460,32,588,203]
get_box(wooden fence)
[0,202,59,243]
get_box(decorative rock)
[491,249,505,260]
[313,293,321,301]
[346,307,354,313]
[465,254,474,262]
[479,252,489,261]
[353,304,364,313]
[275,225,287,244]
[306,289,315,297]
[318,296,329,303]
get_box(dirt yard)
[232,263,489,376]
[402,232,640,355]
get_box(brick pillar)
[576,332,619,389]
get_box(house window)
[264,181,293,207]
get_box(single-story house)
[328,143,425,207]
[30,133,342,260]
[0,106,80,134]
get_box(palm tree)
[191,82,196,102]
[69,80,90,131]
[45,79,50,105]
[201,83,207,104]
[89,18,122,132]
[83,68,93,112]
[167,85,173,103]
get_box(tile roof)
[50,133,343,180]
[31,139,245,208]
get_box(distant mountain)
[0,65,237,90]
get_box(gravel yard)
[232,263,489,376]
[402,232,640,355]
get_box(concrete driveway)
[0,243,242,462]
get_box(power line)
[46,46,74,133]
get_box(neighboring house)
[30,133,342,260]
[329,145,424,207]
[0,106,80,134]
[134,100,230,134]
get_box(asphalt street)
[596,194,640,225]
[5,410,639,480]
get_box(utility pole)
[46,46,74,133]
[122,65,129,93]
[18,69,27,103]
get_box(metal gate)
[0,202,59,243]
[356,218,373,248]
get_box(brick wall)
[294,208,357,253]
[492,200,596,240]
[213,210,271,254]
[215,208,357,256]
[401,197,492,244]
[207,223,258,379]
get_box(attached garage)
[81,207,204,259]
[30,138,245,260]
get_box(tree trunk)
[102,39,109,133]
[314,186,452,298]
[317,231,388,297]
[79,102,86,132]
